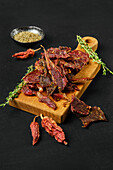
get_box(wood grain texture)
[9,36,101,123]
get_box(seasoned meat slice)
[43,47,68,91]
[80,106,107,127]
[37,92,57,110]
[71,95,90,115]
[23,70,40,84]
[22,85,37,96]
[41,46,71,59]
[46,83,57,96]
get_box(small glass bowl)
[10,26,45,45]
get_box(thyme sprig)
[0,65,34,107]
[77,35,113,75]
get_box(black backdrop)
[0,0,113,169]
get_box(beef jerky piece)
[52,93,67,101]
[59,60,76,69]
[60,65,69,76]
[56,46,71,58]
[42,46,68,91]
[50,64,68,91]
[22,85,37,96]
[69,50,89,60]
[80,106,107,128]
[68,50,89,72]
[46,83,57,96]
[35,58,47,76]
[39,75,51,88]
[41,46,71,59]
[65,82,80,91]
[66,72,76,81]
[37,92,57,110]
[52,59,60,66]
[28,83,43,92]
[23,70,41,84]
[71,77,93,84]
[71,95,90,115]
[59,46,71,51]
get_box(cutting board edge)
[9,99,63,123]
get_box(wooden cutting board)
[9,36,101,123]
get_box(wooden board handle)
[76,36,98,52]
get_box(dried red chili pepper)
[40,114,68,145]
[12,48,41,59]
[30,115,40,145]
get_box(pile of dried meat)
[21,46,90,110]
[20,46,107,128]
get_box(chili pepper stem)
[34,48,41,52]
[64,141,68,145]
[40,45,44,49]
[40,114,44,119]
[40,45,46,52]
[33,115,39,122]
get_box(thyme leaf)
[77,35,113,75]
[0,65,34,107]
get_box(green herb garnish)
[77,35,113,75]
[0,65,34,107]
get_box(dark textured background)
[0,0,113,169]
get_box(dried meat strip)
[42,46,68,91]
[80,106,107,127]
[65,82,80,92]
[71,95,90,115]
[23,70,41,84]
[35,58,47,76]
[59,60,76,69]
[37,92,57,110]
[71,77,93,84]
[41,46,71,59]
[46,83,57,96]
[67,50,89,72]
[22,85,37,96]
[23,69,51,89]
[52,93,67,101]
[40,114,67,145]
[68,50,89,60]
[39,75,51,88]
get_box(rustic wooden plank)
[9,36,101,123]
